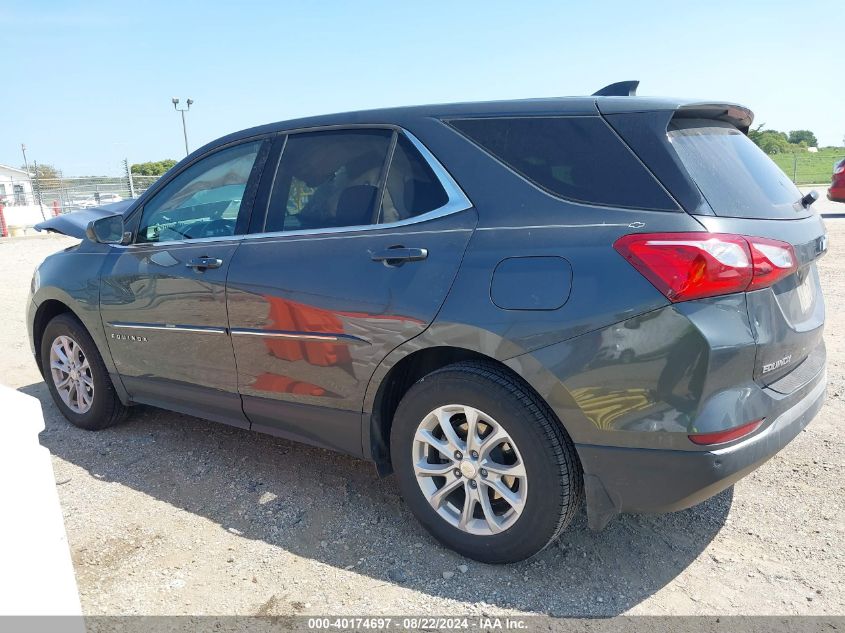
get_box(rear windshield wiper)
[800,190,819,208]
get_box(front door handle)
[186,256,223,270]
[370,247,428,266]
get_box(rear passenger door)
[225,127,476,454]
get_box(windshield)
[668,119,803,219]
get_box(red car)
[830,157,845,202]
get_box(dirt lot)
[1,216,844,617]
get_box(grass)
[771,147,845,185]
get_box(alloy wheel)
[49,335,94,414]
[412,404,527,535]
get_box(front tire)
[390,361,582,563]
[41,313,128,430]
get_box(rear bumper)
[828,186,845,202]
[578,368,826,528]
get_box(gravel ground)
[800,185,843,216]
[1,213,843,617]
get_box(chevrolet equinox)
[28,81,827,563]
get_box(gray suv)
[28,82,827,562]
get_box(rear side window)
[265,129,455,232]
[449,116,677,210]
[668,119,802,219]
[266,129,392,233]
[379,135,449,223]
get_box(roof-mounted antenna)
[592,80,639,97]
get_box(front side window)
[266,130,392,232]
[449,116,677,210]
[136,141,262,243]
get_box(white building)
[0,164,34,206]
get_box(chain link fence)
[21,174,160,214]
[2,147,841,233]
[0,172,162,232]
[771,151,844,185]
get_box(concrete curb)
[0,386,84,622]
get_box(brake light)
[747,237,798,290]
[688,419,763,445]
[614,232,797,302]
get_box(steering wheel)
[186,218,235,239]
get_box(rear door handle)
[370,247,428,265]
[186,256,223,270]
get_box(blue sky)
[2,0,843,176]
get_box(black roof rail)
[592,80,639,97]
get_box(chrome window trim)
[402,129,472,217]
[240,227,473,245]
[114,234,245,250]
[114,126,473,248]
[245,128,472,241]
[109,322,226,335]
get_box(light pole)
[21,143,34,205]
[21,143,45,218]
[171,97,193,156]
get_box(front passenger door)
[99,139,269,426]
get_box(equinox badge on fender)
[762,355,792,374]
[111,333,148,343]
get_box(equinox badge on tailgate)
[763,355,792,374]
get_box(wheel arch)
[365,345,573,477]
[32,299,78,375]
[31,296,129,405]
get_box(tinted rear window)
[449,116,677,210]
[668,119,803,219]
[379,135,449,223]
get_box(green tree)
[131,159,177,176]
[21,163,61,179]
[748,125,791,155]
[787,130,818,147]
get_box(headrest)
[336,185,378,227]
[403,178,448,215]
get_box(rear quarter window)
[447,116,678,211]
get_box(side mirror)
[86,215,128,244]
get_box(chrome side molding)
[108,322,226,335]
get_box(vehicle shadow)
[22,381,732,616]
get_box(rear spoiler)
[593,80,639,97]
[599,101,754,215]
[592,82,754,134]
[672,103,754,134]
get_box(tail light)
[688,419,763,445]
[747,237,799,290]
[614,232,797,302]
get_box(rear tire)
[41,313,128,430]
[390,361,582,563]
